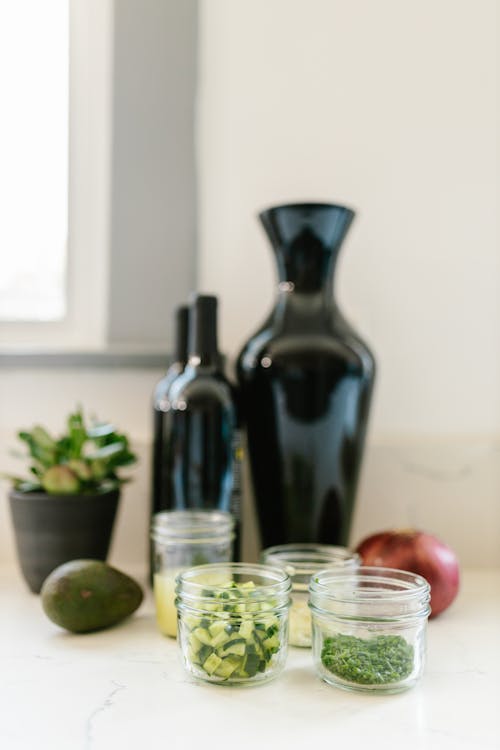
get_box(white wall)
[1,2,499,576]
[197,0,499,438]
[194,0,500,566]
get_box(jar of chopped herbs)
[309,566,431,693]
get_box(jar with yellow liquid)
[151,510,234,637]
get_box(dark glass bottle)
[236,203,375,550]
[152,305,189,518]
[167,295,241,557]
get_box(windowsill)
[0,349,169,368]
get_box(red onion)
[355,529,460,618]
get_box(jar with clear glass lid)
[261,544,360,647]
[151,510,234,637]
[176,562,291,686]
[309,566,431,693]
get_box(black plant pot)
[9,488,120,593]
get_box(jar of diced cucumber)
[176,563,292,686]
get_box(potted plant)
[4,409,136,593]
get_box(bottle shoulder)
[153,363,184,404]
[169,365,236,407]
[237,323,375,377]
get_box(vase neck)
[260,203,355,294]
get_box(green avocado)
[40,559,143,633]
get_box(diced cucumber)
[193,627,212,646]
[188,633,203,654]
[214,656,240,679]
[184,614,201,630]
[211,629,231,648]
[197,644,213,665]
[182,578,284,682]
[208,620,228,637]
[244,652,260,677]
[221,640,246,657]
[239,620,254,639]
[262,634,280,653]
[203,653,222,675]
[239,581,256,591]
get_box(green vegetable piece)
[211,629,231,648]
[214,656,240,679]
[262,634,280,653]
[221,640,246,657]
[208,620,228,637]
[197,644,213,665]
[188,633,203,655]
[244,652,260,677]
[203,653,222,676]
[192,627,212,646]
[239,581,256,591]
[239,619,254,639]
[40,560,143,633]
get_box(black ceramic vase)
[236,203,375,549]
[9,488,120,593]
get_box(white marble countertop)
[1,566,499,750]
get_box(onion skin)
[355,530,460,618]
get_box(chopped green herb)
[321,633,414,685]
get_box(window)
[0,1,68,322]
[0,0,197,356]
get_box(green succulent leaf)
[16,480,43,492]
[87,442,126,460]
[42,465,81,494]
[86,422,116,439]
[31,426,56,450]
[5,409,137,495]
[67,411,87,459]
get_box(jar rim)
[309,566,431,622]
[176,562,292,605]
[262,543,360,574]
[310,566,430,603]
[151,509,234,543]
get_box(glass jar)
[309,566,431,693]
[176,562,292,686]
[261,544,360,647]
[151,510,234,637]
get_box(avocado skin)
[40,559,143,633]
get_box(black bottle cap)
[174,305,189,365]
[188,294,219,364]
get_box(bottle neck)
[274,244,338,296]
[188,295,221,369]
[273,247,338,323]
[260,202,354,311]
[173,305,189,366]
